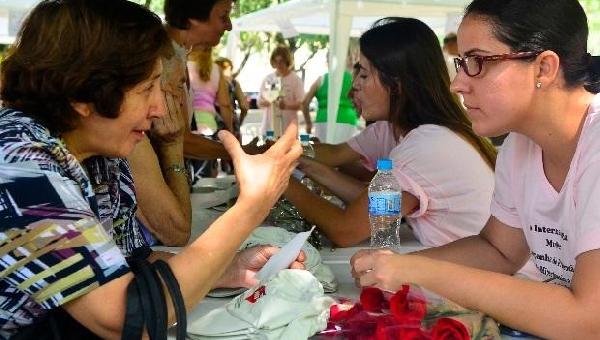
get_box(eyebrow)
[461,48,491,57]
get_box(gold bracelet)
[164,164,192,186]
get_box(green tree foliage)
[579,0,600,54]
[232,0,329,75]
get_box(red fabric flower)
[430,317,470,340]
[360,287,387,312]
[389,285,426,324]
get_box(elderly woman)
[0,0,301,338]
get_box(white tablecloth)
[160,206,536,340]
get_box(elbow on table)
[154,218,191,247]
[167,231,190,247]
[326,230,368,248]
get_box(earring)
[535,81,542,89]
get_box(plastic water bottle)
[368,158,401,248]
[300,134,315,158]
[264,130,275,144]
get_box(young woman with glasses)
[352,0,600,337]
[284,17,499,252]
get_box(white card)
[255,226,315,282]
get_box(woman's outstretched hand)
[219,122,302,217]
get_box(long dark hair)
[360,17,496,168]
[465,0,600,94]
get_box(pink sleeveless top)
[187,61,220,113]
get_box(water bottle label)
[368,192,400,216]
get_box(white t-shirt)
[349,123,495,247]
[491,94,600,286]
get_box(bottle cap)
[376,158,393,171]
[300,134,310,142]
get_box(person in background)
[0,0,303,337]
[188,47,232,136]
[302,55,359,142]
[126,0,242,247]
[352,1,600,338]
[258,45,306,136]
[216,56,249,128]
[284,18,498,252]
[215,57,249,174]
[443,32,459,80]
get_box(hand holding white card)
[255,226,315,282]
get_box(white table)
[161,206,537,339]
[159,209,425,339]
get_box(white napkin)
[255,226,315,282]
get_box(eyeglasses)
[454,51,541,77]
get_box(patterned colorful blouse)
[0,108,133,336]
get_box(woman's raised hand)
[219,122,302,216]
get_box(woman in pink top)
[284,18,497,247]
[352,0,600,338]
[188,48,232,136]
[258,45,305,137]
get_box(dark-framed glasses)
[454,51,541,77]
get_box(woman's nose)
[450,69,469,94]
[149,87,166,119]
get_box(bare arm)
[233,80,249,124]
[337,161,376,182]
[351,217,600,339]
[284,180,419,247]
[217,71,234,132]
[301,77,321,135]
[313,142,362,167]
[64,124,303,339]
[129,137,191,246]
[414,216,531,273]
[182,132,228,160]
[130,85,192,246]
[284,179,370,247]
[354,249,600,339]
[299,156,367,202]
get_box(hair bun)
[585,54,600,94]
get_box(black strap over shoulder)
[122,257,186,340]
[15,251,186,340]
[154,259,187,340]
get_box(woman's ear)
[71,102,94,118]
[535,50,560,88]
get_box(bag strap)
[122,259,168,340]
[136,260,168,340]
[122,275,145,340]
[154,259,187,340]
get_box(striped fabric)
[0,108,132,337]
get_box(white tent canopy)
[228,0,470,143]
